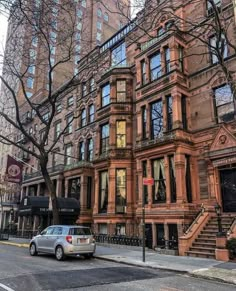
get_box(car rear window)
[69,228,91,235]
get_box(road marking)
[0,283,15,291]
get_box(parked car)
[29,225,96,261]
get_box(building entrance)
[220,168,236,212]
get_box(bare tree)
[0,0,108,224]
[104,0,236,103]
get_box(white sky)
[0,13,8,73]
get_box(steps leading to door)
[185,214,234,259]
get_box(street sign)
[143,178,154,186]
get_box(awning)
[19,196,80,216]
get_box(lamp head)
[214,203,221,214]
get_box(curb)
[94,255,187,274]
[0,241,29,248]
[190,273,236,286]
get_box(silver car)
[29,225,96,261]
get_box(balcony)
[95,149,132,162]
[104,62,132,74]
[141,31,172,52]
[135,132,176,151]
[23,164,64,182]
[64,161,93,171]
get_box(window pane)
[111,42,126,66]
[99,171,108,213]
[152,158,166,203]
[116,121,126,148]
[150,53,161,80]
[215,85,233,106]
[151,100,163,138]
[116,169,126,213]
[102,84,110,106]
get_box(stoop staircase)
[186,214,234,259]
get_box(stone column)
[164,156,171,204]
[175,154,187,203]
[152,222,157,248]
[162,96,167,132]
[80,175,86,212]
[25,186,29,197]
[172,91,182,129]
[18,216,23,232]
[33,216,40,232]
[164,223,169,249]
[36,183,41,197]
[93,170,99,215]
[108,167,115,214]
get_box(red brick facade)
[17,0,236,253]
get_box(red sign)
[5,155,23,184]
[143,178,154,185]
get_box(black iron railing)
[94,234,142,246]
[11,230,38,239]
[23,164,65,181]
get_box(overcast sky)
[0,13,8,73]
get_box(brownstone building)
[13,0,236,258]
[0,0,129,231]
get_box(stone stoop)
[185,214,234,259]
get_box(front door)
[220,168,236,212]
[145,224,153,249]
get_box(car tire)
[29,243,38,256]
[84,253,94,259]
[55,246,65,261]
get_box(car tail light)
[66,235,72,244]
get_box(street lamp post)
[142,189,145,263]
[214,203,223,235]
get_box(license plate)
[79,238,87,243]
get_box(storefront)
[18,196,80,232]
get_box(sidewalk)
[0,237,235,285]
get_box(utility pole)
[142,188,146,263]
[142,177,154,262]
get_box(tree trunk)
[40,162,59,225]
[0,190,4,232]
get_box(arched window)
[81,108,86,127]
[104,12,109,22]
[97,8,102,17]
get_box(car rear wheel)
[55,246,65,261]
[29,243,38,256]
[84,253,94,259]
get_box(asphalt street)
[0,244,235,291]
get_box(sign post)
[142,177,154,262]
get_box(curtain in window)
[100,172,108,211]
[153,159,161,201]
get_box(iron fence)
[94,234,142,246]
[11,230,38,239]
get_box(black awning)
[19,196,80,216]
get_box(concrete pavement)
[0,237,235,285]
